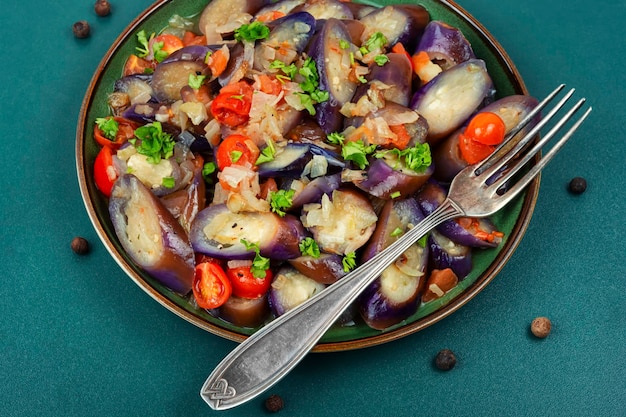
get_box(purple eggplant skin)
[161,45,213,65]
[352,53,413,107]
[415,21,475,70]
[433,95,540,182]
[108,174,195,295]
[256,142,344,178]
[288,252,346,284]
[290,173,342,208]
[215,293,270,328]
[152,60,209,102]
[354,157,433,200]
[359,4,429,51]
[189,204,307,260]
[410,59,493,145]
[415,180,499,248]
[428,229,472,280]
[114,74,155,104]
[358,198,429,330]
[308,18,358,134]
[268,266,326,316]
[293,0,353,20]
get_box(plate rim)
[75,0,539,352]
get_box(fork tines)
[476,84,592,196]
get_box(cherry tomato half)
[215,134,260,170]
[153,34,184,55]
[192,262,232,309]
[458,133,496,165]
[226,266,273,299]
[93,146,118,197]
[210,81,254,127]
[464,112,506,146]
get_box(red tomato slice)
[458,133,496,165]
[210,81,254,127]
[93,146,118,197]
[192,262,232,309]
[153,34,184,55]
[464,112,506,146]
[215,134,260,170]
[227,266,273,299]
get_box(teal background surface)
[1,0,624,416]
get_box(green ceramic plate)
[76,0,538,352]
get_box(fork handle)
[201,200,462,410]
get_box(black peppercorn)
[95,0,111,17]
[568,176,587,194]
[264,394,284,413]
[71,237,90,255]
[73,20,91,38]
[434,349,457,371]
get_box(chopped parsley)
[234,21,270,42]
[342,252,357,272]
[256,140,276,165]
[162,177,176,189]
[360,32,388,55]
[202,162,216,183]
[130,122,175,164]
[417,233,428,248]
[270,58,329,116]
[188,73,206,89]
[95,117,119,140]
[376,142,432,173]
[326,132,345,145]
[299,237,321,258]
[135,30,167,63]
[374,54,390,66]
[269,189,295,217]
[391,227,403,237]
[135,30,151,58]
[342,140,377,170]
[390,191,401,199]
[230,150,243,163]
[240,239,271,278]
[339,39,351,50]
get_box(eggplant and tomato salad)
[93,0,539,331]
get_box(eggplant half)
[288,252,346,284]
[307,18,358,134]
[428,229,472,280]
[300,189,377,255]
[109,174,195,294]
[358,198,429,330]
[190,204,307,260]
[268,266,326,316]
[414,21,475,70]
[410,59,493,144]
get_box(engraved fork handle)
[201,200,462,410]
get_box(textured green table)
[1,0,624,416]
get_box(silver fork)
[200,84,592,410]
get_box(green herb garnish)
[135,30,151,58]
[162,177,175,189]
[342,140,377,170]
[376,142,432,173]
[390,191,401,199]
[327,132,345,145]
[391,227,404,237]
[374,54,390,66]
[202,162,216,183]
[240,239,271,278]
[342,252,357,272]
[269,189,295,217]
[188,73,206,89]
[362,32,388,53]
[131,122,175,164]
[272,57,329,116]
[256,140,276,164]
[230,150,243,163]
[299,237,321,258]
[234,21,270,42]
[95,117,119,140]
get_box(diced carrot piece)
[207,48,229,77]
[388,124,411,150]
[123,54,155,76]
[182,31,207,46]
